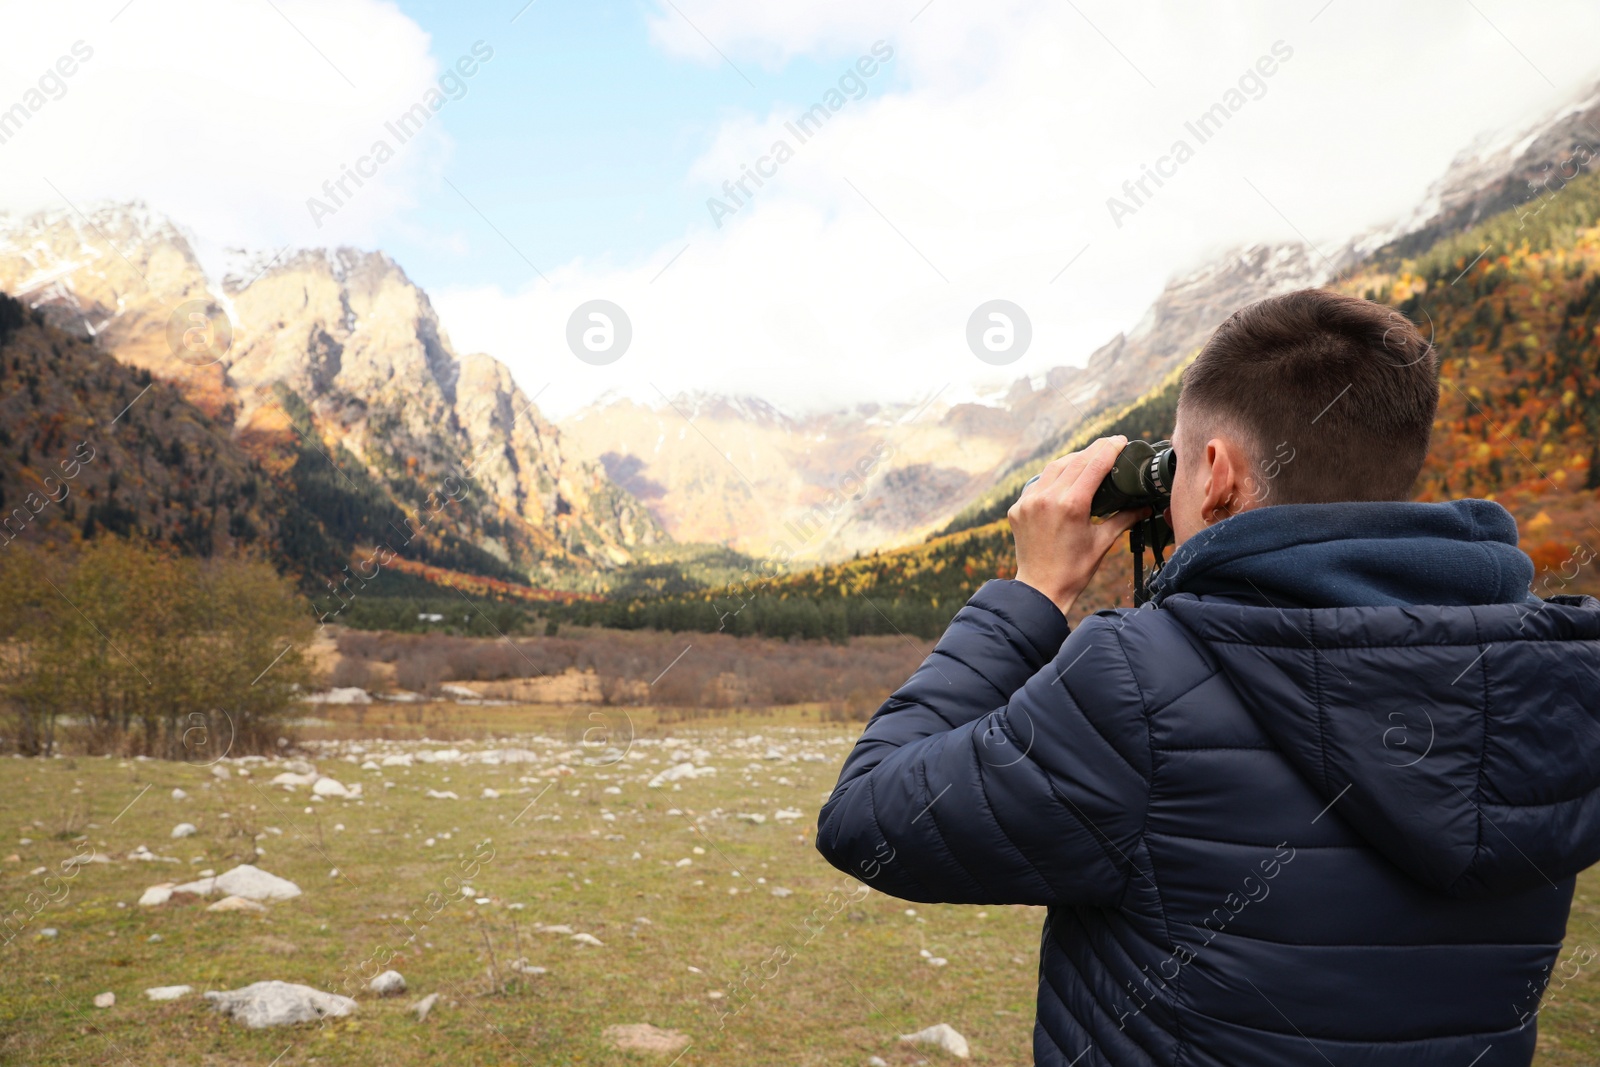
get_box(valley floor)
[4,705,1599,1065]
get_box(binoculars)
[1022,437,1176,606]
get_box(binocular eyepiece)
[1019,437,1176,606]
[1089,438,1176,518]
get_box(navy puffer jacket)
[817,500,1600,1066]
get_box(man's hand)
[1008,435,1148,615]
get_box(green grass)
[5,705,1600,1065]
[0,707,1045,1066]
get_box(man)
[817,288,1600,1066]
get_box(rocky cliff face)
[0,204,662,585]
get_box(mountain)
[561,84,1600,636]
[0,205,663,590]
[0,291,280,558]
[559,242,1324,562]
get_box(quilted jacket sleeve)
[815,579,1153,907]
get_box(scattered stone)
[211,766,231,780]
[424,790,459,800]
[603,1023,690,1055]
[774,808,803,821]
[381,754,414,767]
[204,980,357,1028]
[369,970,406,996]
[538,924,574,935]
[138,884,175,907]
[148,934,163,943]
[62,852,109,867]
[171,788,188,801]
[867,1057,889,1067]
[144,985,192,1001]
[771,887,793,898]
[93,992,115,1008]
[206,895,268,914]
[361,760,380,771]
[675,858,692,868]
[481,787,500,799]
[172,864,302,902]
[735,813,766,825]
[571,932,604,947]
[171,823,197,839]
[270,772,318,788]
[927,957,948,967]
[412,992,440,1022]
[899,1023,970,1059]
[312,777,357,798]
[40,927,57,938]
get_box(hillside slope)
[0,205,663,591]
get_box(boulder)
[204,980,357,1028]
[138,884,175,907]
[144,985,192,1001]
[311,777,352,798]
[173,864,301,902]
[171,823,197,839]
[602,1023,690,1054]
[369,970,406,996]
[93,992,115,1008]
[899,1023,970,1059]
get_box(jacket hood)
[1156,500,1600,898]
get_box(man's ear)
[1199,436,1258,525]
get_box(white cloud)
[440,0,1600,416]
[0,0,445,258]
[3,1,1600,418]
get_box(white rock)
[424,790,459,800]
[440,684,481,700]
[771,887,793,898]
[380,754,414,767]
[304,687,371,704]
[173,864,301,902]
[571,932,604,947]
[138,884,175,907]
[311,777,350,798]
[62,852,109,867]
[369,970,406,996]
[481,788,500,799]
[145,985,192,1001]
[736,813,767,825]
[412,992,440,1021]
[773,808,803,821]
[675,858,692,868]
[204,980,357,1028]
[40,927,57,937]
[206,895,268,914]
[868,1058,889,1067]
[928,957,948,967]
[361,760,380,771]
[171,823,197,839]
[539,923,574,935]
[899,1023,970,1059]
[602,786,622,795]
[269,772,318,788]
[171,788,188,801]
[93,992,115,1008]
[211,766,231,780]
[646,763,714,788]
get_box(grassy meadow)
[4,700,1600,1065]
[0,703,1048,1066]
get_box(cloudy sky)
[2,0,1598,416]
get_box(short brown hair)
[1177,288,1438,504]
